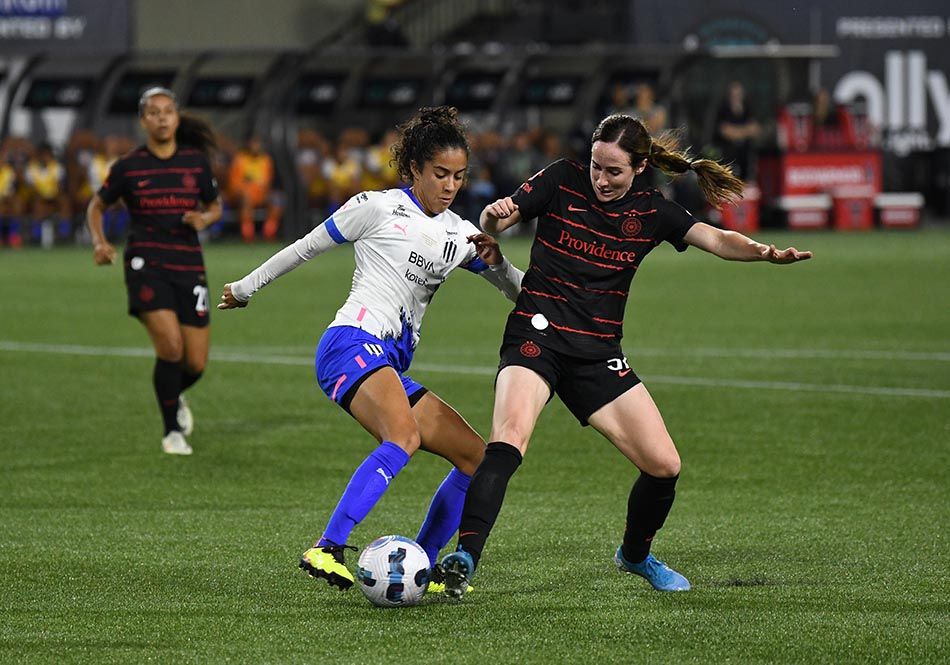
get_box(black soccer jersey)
[506,158,698,358]
[99,145,218,276]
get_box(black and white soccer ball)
[356,535,430,607]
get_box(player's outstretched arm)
[217,222,339,310]
[684,222,812,263]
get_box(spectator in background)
[714,81,761,181]
[324,141,363,213]
[0,144,23,248]
[87,136,130,241]
[811,88,846,150]
[296,128,331,224]
[365,0,408,47]
[26,142,70,247]
[629,83,670,193]
[228,135,283,242]
[605,82,637,118]
[361,128,401,191]
[633,83,667,136]
[502,130,543,189]
[65,129,99,239]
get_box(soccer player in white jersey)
[218,107,523,592]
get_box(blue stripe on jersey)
[325,217,347,244]
[402,187,425,213]
[462,257,489,273]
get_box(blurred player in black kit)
[441,114,811,596]
[86,87,222,455]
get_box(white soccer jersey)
[230,188,522,351]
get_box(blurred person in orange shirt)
[228,135,283,242]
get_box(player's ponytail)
[593,114,744,208]
[392,106,469,184]
[176,114,217,155]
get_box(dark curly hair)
[593,114,744,208]
[391,106,469,184]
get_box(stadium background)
[0,2,947,664]
[1,0,949,240]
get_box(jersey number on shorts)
[606,357,630,372]
[193,285,209,313]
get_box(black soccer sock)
[456,441,523,568]
[153,358,183,435]
[179,368,203,392]
[622,471,679,564]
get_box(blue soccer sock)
[318,441,410,548]
[416,467,471,567]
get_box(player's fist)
[93,242,116,266]
[217,283,248,309]
[181,210,207,229]
[484,197,518,219]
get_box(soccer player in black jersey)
[441,113,811,596]
[86,87,222,455]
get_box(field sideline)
[1,230,947,663]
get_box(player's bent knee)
[386,428,422,456]
[644,453,681,478]
[454,440,486,476]
[184,358,207,375]
[491,422,532,450]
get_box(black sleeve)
[197,155,219,204]
[97,159,127,205]
[510,159,573,223]
[654,196,699,252]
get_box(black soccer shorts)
[125,268,211,327]
[497,336,641,425]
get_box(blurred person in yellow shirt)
[0,149,23,248]
[26,142,71,246]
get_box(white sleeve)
[229,224,336,302]
[479,256,523,302]
[328,191,380,240]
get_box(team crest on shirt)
[621,217,642,237]
[442,241,457,263]
[520,341,541,358]
[182,173,197,189]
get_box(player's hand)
[93,242,116,266]
[217,283,247,309]
[467,232,503,266]
[761,244,813,264]
[483,197,518,220]
[181,210,207,230]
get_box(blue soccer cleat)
[614,547,690,592]
[439,549,475,600]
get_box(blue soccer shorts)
[315,325,427,413]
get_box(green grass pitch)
[0,230,947,663]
